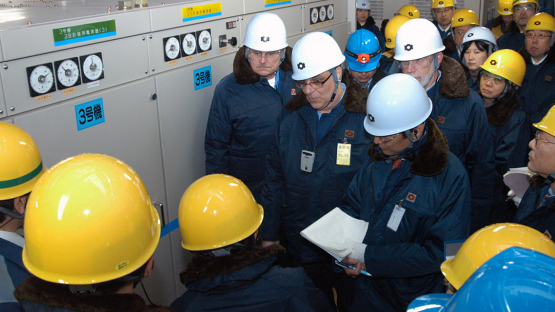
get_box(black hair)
[461,40,491,60]
[68,260,149,295]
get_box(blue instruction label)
[193,66,213,90]
[75,98,105,131]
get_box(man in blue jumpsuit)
[204,12,296,202]
[339,74,471,312]
[514,105,555,241]
[519,13,555,137]
[395,18,495,233]
[0,122,45,312]
[431,0,455,39]
[343,29,385,95]
[355,0,386,52]
[171,174,334,312]
[259,32,373,308]
[498,0,539,51]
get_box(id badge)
[386,204,406,232]
[301,150,315,173]
[337,143,351,166]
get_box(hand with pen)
[341,238,370,277]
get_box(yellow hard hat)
[513,0,540,11]
[385,15,411,49]
[534,105,555,137]
[396,5,420,19]
[526,13,555,33]
[431,0,454,9]
[441,223,555,290]
[480,49,526,86]
[498,0,513,15]
[22,154,161,285]
[0,122,46,201]
[178,174,263,251]
[452,8,480,28]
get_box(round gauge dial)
[311,8,319,24]
[327,5,334,20]
[165,37,180,60]
[82,54,103,81]
[198,30,211,51]
[182,33,196,55]
[29,65,54,94]
[56,59,80,87]
[319,6,327,22]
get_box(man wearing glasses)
[519,13,555,136]
[259,32,372,310]
[498,0,540,51]
[442,8,480,64]
[204,13,296,203]
[395,18,495,233]
[431,0,456,39]
[513,105,555,242]
[339,73,471,312]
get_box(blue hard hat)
[344,29,381,72]
[407,247,555,312]
[406,294,452,312]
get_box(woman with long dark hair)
[460,27,498,91]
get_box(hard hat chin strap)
[546,172,555,185]
[318,68,341,112]
[0,206,24,219]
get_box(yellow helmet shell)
[431,0,454,9]
[178,174,263,251]
[526,13,555,33]
[441,223,555,290]
[480,49,526,86]
[498,0,513,15]
[22,154,161,285]
[396,5,420,19]
[534,105,555,137]
[385,15,411,49]
[0,122,46,200]
[451,8,480,28]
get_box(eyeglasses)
[535,130,555,145]
[295,73,333,89]
[433,8,454,15]
[513,4,536,12]
[481,71,506,86]
[526,32,553,40]
[247,48,282,61]
[378,133,400,144]
[400,56,433,70]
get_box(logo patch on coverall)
[406,193,417,203]
[436,116,445,123]
[546,76,552,82]
[545,230,552,239]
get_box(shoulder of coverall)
[505,20,522,33]
[284,72,366,113]
[438,55,472,99]
[233,46,293,85]
[14,276,176,312]
[368,118,450,176]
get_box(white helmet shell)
[394,18,445,61]
[291,32,345,80]
[356,0,371,10]
[461,26,498,51]
[364,74,433,136]
[244,12,288,51]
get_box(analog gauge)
[80,53,104,83]
[197,29,212,52]
[327,5,334,20]
[319,6,327,22]
[164,36,180,61]
[181,33,197,56]
[311,8,318,24]
[27,63,55,97]
[55,58,81,89]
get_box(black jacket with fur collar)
[14,277,174,312]
[368,118,449,176]
[483,93,520,127]
[233,46,293,85]
[284,71,367,113]
[437,55,471,100]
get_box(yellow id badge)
[337,143,351,166]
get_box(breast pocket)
[383,200,436,243]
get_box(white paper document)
[301,207,369,261]
[503,167,534,199]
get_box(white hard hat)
[461,26,498,51]
[356,0,371,10]
[364,74,432,136]
[244,12,288,51]
[291,32,345,80]
[394,18,445,61]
